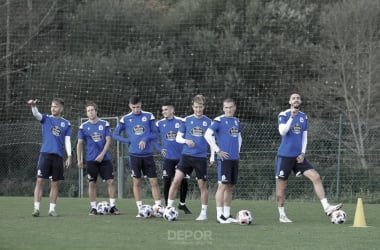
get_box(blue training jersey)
[277,109,308,157]
[179,114,211,158]
[155,116,184,160]
[113,111,158,156]
[209,115,241,160]
[39,114,72,157]
[78,119,111,161]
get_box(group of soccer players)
[28,92,342,223]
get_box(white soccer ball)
[152,204,164,218]
[96,201,111,215]
[163,206,178,221]
[236,210,253,225]
[330,210,347,224]
[139,205,153,218]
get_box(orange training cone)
[352,198,368,227]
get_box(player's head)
[223,98,236,117]
[51,98,64,117]
[289,93,301,109]
[129,96,142,114]
[192,94,205,117]
[162,102,175,119]
[85,101,98,120]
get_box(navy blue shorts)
[276,156,314,180]
[129,155,157,178]
[86,160,114,182]
[37,153,64,181]
[217,160,239,185]
[177,154,208,181]
[162,158,179,179]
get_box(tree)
[303,0,380,169]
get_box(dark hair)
[85,101,98,111]
[129,96,141,105]
[223,97,235,104]
[52,97,64,106]
[162,102,174,107]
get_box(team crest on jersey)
[98,125,104,130]
[60,122,66,127]
[202,121,208,127]
[166,131,177,141]
[175,122,180,128]
[300,117,304,123]
[142,116,147,122]
[51,126,62,136]
[133,125,145,135]
[191,126,203,137]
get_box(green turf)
[0,197,378,250]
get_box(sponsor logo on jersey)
[191,126,204,136]
[51,126,62,136]
[166,131,177,141]
[229,127,239,137]
[133,125,145,135]
[91,132,102,142]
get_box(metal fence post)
[336,113,342,200]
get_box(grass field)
[0,197,378,250]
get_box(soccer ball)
[139,205,153,218]
[96,201,111,215]
[163,206,178,221]
[236,210,253,225]
[152,204,164,218]
[330,210,347,224]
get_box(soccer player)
[204,98,242,224]
[276,93,343,223]
[155,103,191,214]
[77,101,120,215]
[113,96,161,216]
[166,94,213,221]
[28,98,72,217]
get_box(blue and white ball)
[236,210,253,225]
[152,204,164,218]
[331,210,347,224]
[96,201,111,215]
[139,205,153,218]
[163,206,178,221]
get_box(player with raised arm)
[166,95,214,221]
[77,101,120,216]
[204,98,242,224]
[155,103,191,214]
[28,98,72,217]
[276,93,342,223]
[113,96,161,216]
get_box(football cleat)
[89,208,97,216]
[279,214,293,223]
[110,206,120,215]
[325,203,343,216]
[48,210,58,217]
[216,215,231,224]
[178,204,192,214]
[195,213,207,221]
[32,209,40,217]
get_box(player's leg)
[100,160,120,215]
[303,167,342,216]
[178,176,192,214]
[194,157,208,221]
[33,153,48,217]
[87,161,98,215]
[143,156,161,205]
[129,155,144,214]
[32,178,44,217]
[276,156,293,223]
[162,159,174,206]
[167,169,185,206]
[48,154,64,217]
